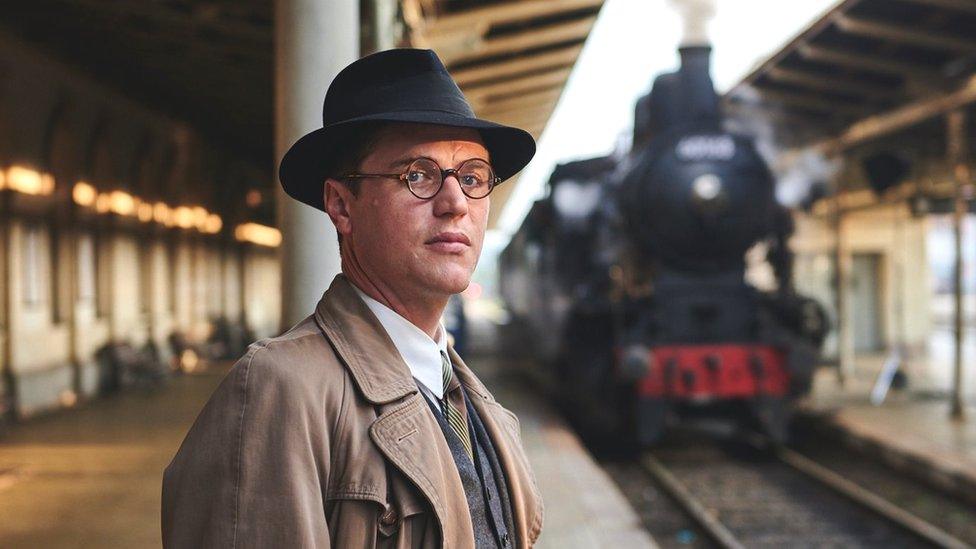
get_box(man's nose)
[432,174,469,216]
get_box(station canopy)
[2,0,604,229]
[725,0,976,153]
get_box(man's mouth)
[425,232,471,252]
[426,232,470,245]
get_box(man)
[162,49,543,548]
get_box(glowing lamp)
[109,190,135,216]
[137,202,154,222]
[174,206,195,229]
[95,193,112,213]
[153,202,170,225]
[72,182,97,207]
[235,222,282,247]
[204,214,223,234]
[5,166,55,195]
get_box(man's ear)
[324,178,353,237]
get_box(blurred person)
[444,293,469,356]
[161,49,542,548]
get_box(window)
[21,224,43,308]
[78,233,97,305]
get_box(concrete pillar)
[274,0,359,330]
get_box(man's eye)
[461,175,481,186]
[406,171,427,183]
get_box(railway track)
[635,436,973,548]
[604,436,976,548]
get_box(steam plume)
[668,0,716,46]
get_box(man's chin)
[441,278,471,296]
[426,270,472,297]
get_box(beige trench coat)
[162,274,543,548]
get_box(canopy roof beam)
[797,44,942,82]
[897,0,976,15]
[766,66,901,99]
[834,14,976,54]
[428,0,603,30]
[755,88,871,116]
[471,88,563,116]
[451,43,583,87]
[430,15,597,66]
[814,74,976,153]
[464,67,573,103]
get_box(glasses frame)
[343,156,500,200]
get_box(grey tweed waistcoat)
[423,387,515,548]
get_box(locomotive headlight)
[692,173,723,201]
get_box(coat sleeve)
[162,344,333,548]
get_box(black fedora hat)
[279,48,537,212]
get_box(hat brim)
[278,111,536,212]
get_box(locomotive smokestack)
[678,45,721,125]
[671,0,719,121]
[636,0,719,141]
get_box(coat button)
[501,532,510,546]
[380,507,398,526]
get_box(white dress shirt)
[352,285,450,400]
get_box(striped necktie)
[440,351,473,461]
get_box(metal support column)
[274,0,359,330]
[366,0,400,53]
[948,109,970,420]
[0,191,15,419]
[834,177,855,385]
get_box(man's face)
[333,124,490,302]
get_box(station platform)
[0,355,654,548]
[800,365,976,502]
[469,357,656,549]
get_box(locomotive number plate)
[676,135,736,161]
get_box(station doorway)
[850,253,884,353]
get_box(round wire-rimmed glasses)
[344,157,500,199]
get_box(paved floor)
[470,358,656,549]
[803,364,976,495]
[0,357,654,548]
[0,366,225,548]
[841,323,976,401]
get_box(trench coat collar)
[313,274,419,404]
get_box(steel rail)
[740,432,970,549]
[772,444,972,549]
[640,454,745,549]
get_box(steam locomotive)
[498,46,828,446]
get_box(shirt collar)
[351,285,449,399]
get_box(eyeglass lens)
[405,158,494,199]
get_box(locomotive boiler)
[499,46,827,446]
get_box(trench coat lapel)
[369,394,475,548]
[313,275,475,548]
[449,346,544,548]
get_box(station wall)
[0,32,281,420]
[791,202,932,362]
